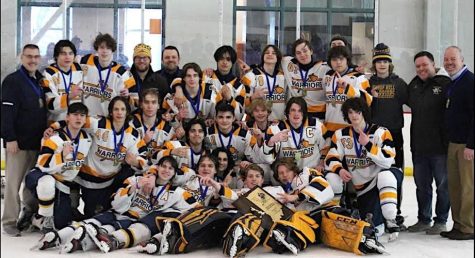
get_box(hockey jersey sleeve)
[42,69,68,117]
[324,131,346,174]
[363,127,396,169]
[110,176,139,214]
[298,167,334,206]
[36,134,66,174]
[344,74,373,107]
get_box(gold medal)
[101,95,107,103]
[113,156,121,166]
[331,99,336,107]
[294,152,301,160]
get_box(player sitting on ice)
[324,97,401,241]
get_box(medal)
[96,62,112,102]
[20,67,44,108]
[101,94,107,103]
[294,152,301,160]
[113,156,121,166]
[112,124,125,166]
[331,99,336,107]
[302,89,307,97]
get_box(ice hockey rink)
[1,176,473,258]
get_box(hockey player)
[35,156,194,253]
[130,88,175,165]
[223,158,387,257]
[25,103,92,232]
[239,44,288,121]
[206,100,254,168]
[323,46,373,135]
[80,33,135,117]
[163,62,227,124]
[42,40,83,123]
[282,38,330,121]
[324,97,400,240]
[152,118,210,185]
[50,96,148,218]
[260,97,329,171]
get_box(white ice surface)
[1,176,473,258]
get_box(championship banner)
[232,186,294,229]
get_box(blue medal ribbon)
[184,86,202,117]
[96,62,112,97]
[218,129,233,149]
[284,182,293,193]
[150,183,169,208]
[60,68,73,96]
[20,67,42,98]
[264,70,277,98]
[142,116,159,133]
[299,68,309,88]
[290,125,304,149]
[352,124,369,158]
[65,127,80,160]
[190,147,203,170]
[199,183,209,201]
[112,124,125,159]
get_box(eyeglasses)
[23,54,41,59]
[135,56,149,61]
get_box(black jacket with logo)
[407,72,451,155]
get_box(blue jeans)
[413,154,450,224]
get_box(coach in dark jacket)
[406,51,451,235]
[1,44,46,236]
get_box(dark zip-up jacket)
[407,72,451,155]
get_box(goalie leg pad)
[263,211,318,254]
[319,210,387,255]
[223,213,264,258]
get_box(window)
[235,0,374,67]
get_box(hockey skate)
[386,219,400,242]
[33,230,60,250]
[269,229,299,255]
[226,224,245,258]
[136,234,162,255]
[84,223,121,253]
[159,220,181,255]
[60,225,87,253]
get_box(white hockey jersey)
[42,63,83,123]
[206,124,253,164]
[282,57,330,116]
[323,68,373,132]
[111,175,198,219]
[241,66,287,121]
[261,119,329,170]
[80,54,136,117]
[325,124,395,195]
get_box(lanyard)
[112,124,125,155]
[299,68,309,87]
[199,183,209,201]
[190,147,202,170]
[290,125,304,149]
[332,74,339,97]
[150,184,169,208]
[264,71,277,98]
[284,182,293,193]
[447,68,468,97]
[352,124,369,158]
[65,127,80,160]
[184,86,202,117]
[218,130,233,148]
[20,68,42,98]
[60,69,73,96]
[142,116,159,132]
[96,63,112,96]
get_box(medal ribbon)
[299,68,309,88]
[264,71,277,98]
[352,124,369,158]
[65,127,80,160]
[60,68,73,96]
[284,182,293,193]
[184,85,202,117]
[199,183,209,201]
[150,183,169,208]
[96,63,112,98]
[290,125,304,149]
[218,130,233,149]
[20,68,42,98]
[190,148,203,170]
[112,125,125,159]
